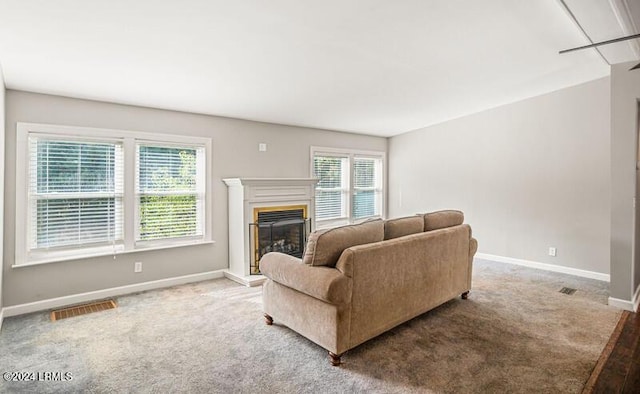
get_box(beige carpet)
[0,259,621,393]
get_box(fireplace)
[223,178,318,286]
[249,205,311,274]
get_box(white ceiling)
[0,0,638,137]
[562,0,639,64]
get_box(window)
[16,123,212,265]
[313,155,348,221]
[136,144,205,242]
[352,157,383,219]
[29,138,124,250]
[311,147,385,227]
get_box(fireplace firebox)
[249,205,311,274]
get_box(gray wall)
[3,90,387,307]
[389,77,610,275]
[610,61,640,301]
[0,65,5,318]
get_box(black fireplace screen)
[249,208,311,274]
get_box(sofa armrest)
[335,249,354,278]
[470,237,478,259]
[260,252,352,305]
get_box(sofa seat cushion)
[384,216,424,240]
[423,210,464,231]
[303,219,384,267]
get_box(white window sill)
[12,240,216,268]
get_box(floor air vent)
[51,299,117,321]
[559,287,577,295]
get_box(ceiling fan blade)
[560,33,640,54]
[560,33,640,71]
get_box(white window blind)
[29,137,124,250]
[313,155,348,221]
[136,144,205,242]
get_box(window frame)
[134,141,206,247]
[310,146,386,229]
[28,134,125,254]
[312,153,350,222]
[352,155,384,220]
[15,122,213,266]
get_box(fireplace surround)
[223,178,318,286]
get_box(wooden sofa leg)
[329,352,342,366]
[461,291,469,300]
[264,313,273,325]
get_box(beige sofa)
[260,210,477,365]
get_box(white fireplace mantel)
[223,178,318,286]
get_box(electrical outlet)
[548,247,557,257]
[258,143,267,152]
[134,261,143,273]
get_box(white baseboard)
[608,283,640,312]
[608,297,635,311]
[0,308,4,331]
[476,253,610,282]
[3,270,225,318]
[223,270,267,287]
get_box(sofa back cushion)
[303,220,384,267]
[423,210,464,231]
[384,216,424,240]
